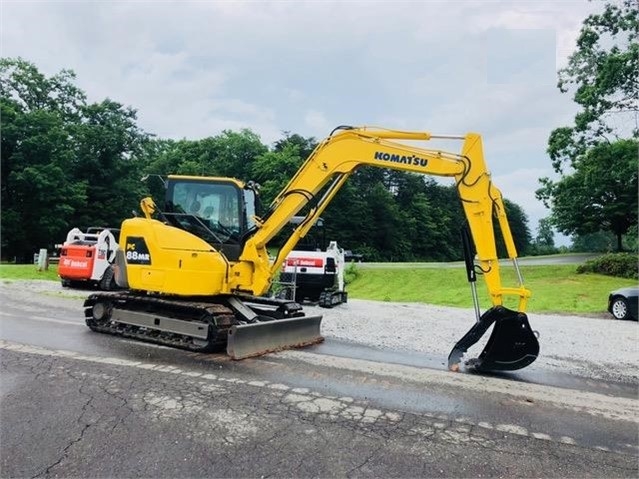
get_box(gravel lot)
[314,299,638,384]
[4,279,638,384]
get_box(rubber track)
[84,291,237,353]
[318,290,347,308]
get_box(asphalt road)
[1,281,637,478]
[356,253,600,268]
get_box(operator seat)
[189,200,201,214]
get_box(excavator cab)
[162,176,257,261]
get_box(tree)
[0,56,533,264]
[211,129,268,180]
[273,132,317,159]
[570,231,618,252]
[1,58,148,261]
[538,139,638,251]
[528,217,558,256]
[539,1,638,252]
[500,199,532,256]
[251,137,309,206]
[70,99,149,228]
[394,175,457,261]
[1,58,88,261]
[547,0,638,172]
[535,217,556,248]
[141,130,267,180]
[0,57,85,120]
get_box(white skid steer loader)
[58,227,120,290]
[280,241,348,308]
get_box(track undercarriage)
[84,292,324,359]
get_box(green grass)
[347,264,638,314]
[2,262,637,315]
[0,264,61,281]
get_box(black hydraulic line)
[460,225,482,323]
[461,225,476,284]
[329,125,355,136]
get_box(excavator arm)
[236,126,539,371]
[240,127,527,308]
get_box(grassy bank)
[0,264,60,281]
[2,262,636,315]
[346,264,637,314]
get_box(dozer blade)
[448,306,539,372]
[227,315,324,360]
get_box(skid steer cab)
[58,227,121,290]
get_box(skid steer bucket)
[227,315,324,360]
[448,306,539,372]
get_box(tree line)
[1,58,534,263]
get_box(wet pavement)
[0,282,637,478]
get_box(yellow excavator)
[84,126,539,372]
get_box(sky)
[1,0,603,245]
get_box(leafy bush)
[527,244,560,256]
[576,253,638,279]
[344,262,361,285]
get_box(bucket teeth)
[448,306,539,372]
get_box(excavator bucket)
[227,315,324,360]
[448,306,539,372]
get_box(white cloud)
[304,109,331,133]
[1,0,601,238]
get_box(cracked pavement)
[0,280,637,478]
[1,343,637,478]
